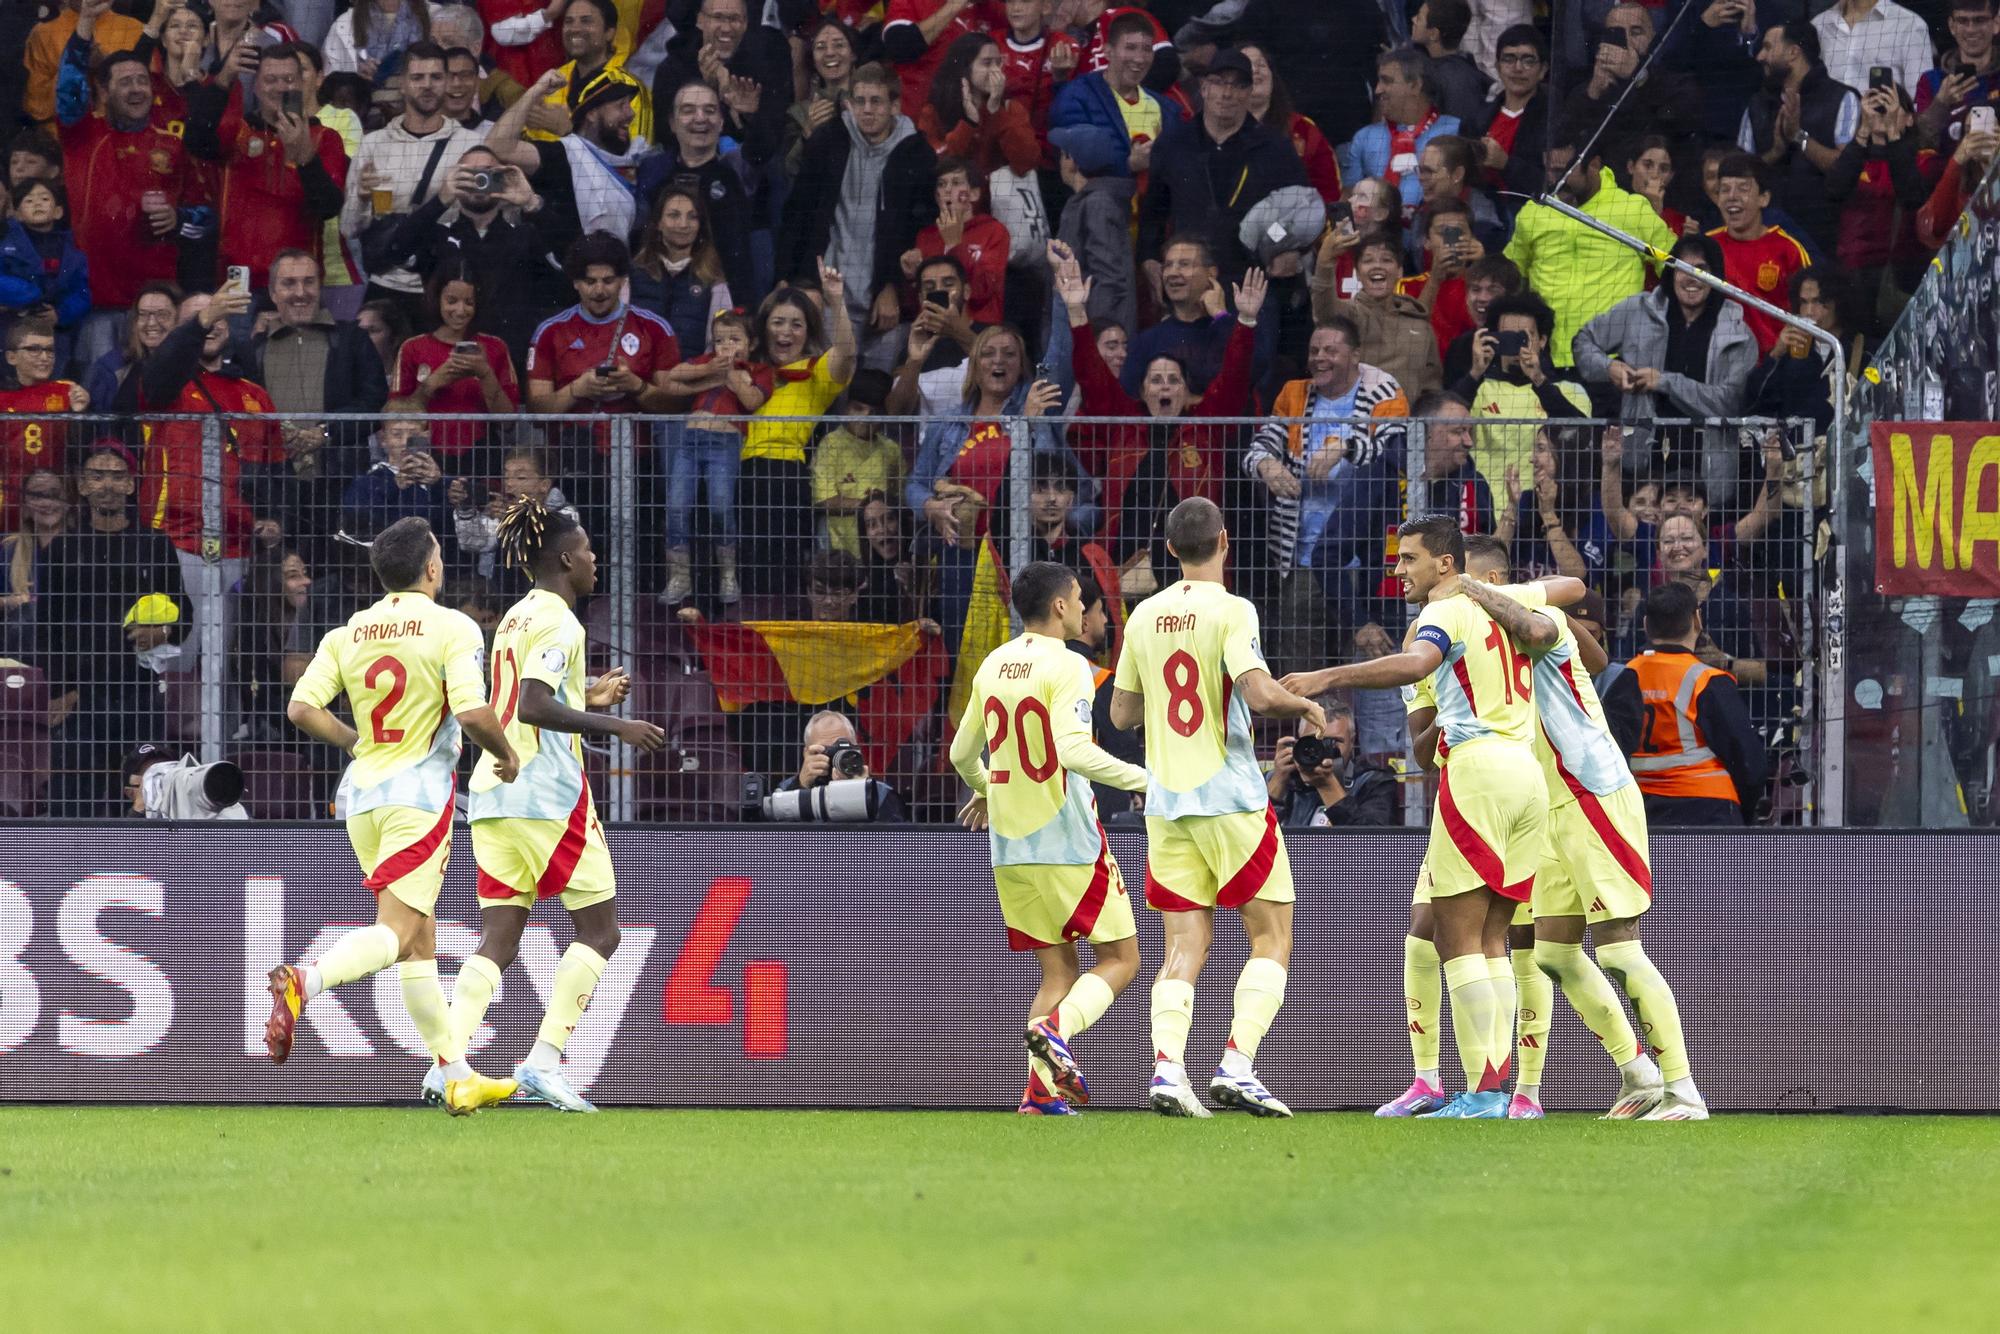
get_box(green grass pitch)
[5,1108,1998,1332]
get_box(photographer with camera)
[1266,700,1398,828]
[765,710,908,822]
[123,744,250,819]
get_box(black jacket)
[1218,0,1387,148]
[779,118,937,297]
[386,196,569,363]
[245,317,389,420]
[650,27,792,158]
[1278,763,1399,828]
[1138,114,1308,277]
[1743,66,1859,254]
[1602,640,1767,823]
[1465,89,1552,211]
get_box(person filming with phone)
[1453,290,1589,504]
[1916,0,2000,148]
[183,36,349,293]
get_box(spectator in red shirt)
[526,228,682,521]
[185,40,349,291]
[0,319,89,532]
[992,0,1077,153]
[883,0,1005,112]
[1242,42,1343,209]
[137,287,279,671]
[393,267,521,467]
[916,32,1040,181]
[903,156,1010,324]
[1705,152,1812,354]
[657,308,772,604]
[55,5,200,373]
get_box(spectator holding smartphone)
[1917,0,2000,150]
[340,405,450,538]
[393,266,520,463]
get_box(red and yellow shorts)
[348,801,455,916]
[1426,741,1548,903]
[1534,783,1653,922]
[1411,859,1533,926]
[1144,805,1294,912]
[994,840,1136,952]
[471,792,616,913]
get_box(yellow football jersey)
[1410,591,1538,756]
[470,588,592,822]
[1113,579,1270,818]
[290,590,488,815]
[951,632,1144,865]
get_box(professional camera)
[825,738,866,779]
[1291,735,1333,773]
[763,778,887,822]
[127,747,247,819]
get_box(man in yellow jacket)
[1503,134,1674,368]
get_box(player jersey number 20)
[984,696,1057,784]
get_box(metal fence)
[0,407,1821,824]
[1843,160,2000,828]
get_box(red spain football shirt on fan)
[394,332,522,458]
[527,302,680,453]
[213,87,349,291]
[140,373,280,558]
[0,381,80,530]
[1707,224,1810,355]
[884,0,1006,110]
[57,111,195,308]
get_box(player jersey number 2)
[1483,623,1533,703]
[364,655,408,743]
[984,696,1057,784]
[1163,649,1205,737]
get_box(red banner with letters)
[1871,422,2000,596]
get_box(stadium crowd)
[1,0,1995,821]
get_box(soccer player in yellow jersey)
[1110,499,1326,1119]
[274,517,521,1113]
[951,562,1150,1115]
[450,498,667,1116]
[1284,516,1545,1118]
[1453,539,1702,1121]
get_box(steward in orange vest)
[1602,581,1765,826]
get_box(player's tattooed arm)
[1459,578,1559,651]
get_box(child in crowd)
[451,445,579,585]
[660,309,773,606]
[0,179,89,367]
[813,369,903,559]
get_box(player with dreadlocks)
[447,497,668,1114]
